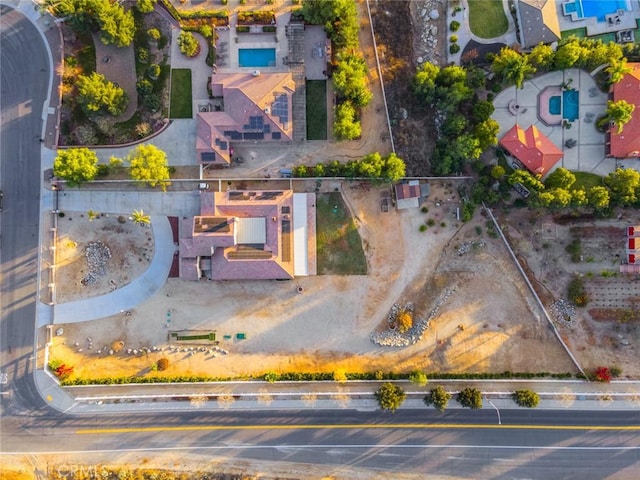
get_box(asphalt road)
[1,6,640,480]
[0,5,50,413]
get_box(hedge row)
[158,0,228,24]
[60,370,577,386]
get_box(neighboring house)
[621,225,640,273]
[196,72,295,167]
[517,0,561,48]
[394,180,430,210]
[499,124,563,176]
[607,62,640,159]
[178,190,316,280]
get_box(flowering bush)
[593,366,611,382]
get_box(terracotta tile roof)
[395,183,421,200]
[610,63,640,159]
[518,0,560,48]
[500,124,563,175]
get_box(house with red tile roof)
[196,72,295,166]
[499,124,563,176]
[608,62,640,159]
[394,180,430,210]
[178,190,316,280]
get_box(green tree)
[87,209,99,221]
[528,43,554,70]
[553,37,586,69]
[424,386,452,412]
[301,0,358,49]
[457,387,482,409]
[54,148,99,186]
[76,72,127,116]
[382,153,406,182]
[571,188,588,207]
[513,389,540,408]
[471,100,495,123]
[491,47,536,89]
[473,118,500,151]
[604,167,640,206]
[136,0,156,13]
[375,382,406,413]
[131,209,151,225]
[127,144,171,190]
[508,169,545,192]
[545,167,576,190]
[333,101,361,140]
[414,61,440,104]
[491,165,506,180]
[358,152,384,177]
[409,371,428,387]
[177,31,199,57]
[442,114,468,137]
[587,185,610,210]
[603,100,635,134]
[332,54,373,107]
[605,58,631,84]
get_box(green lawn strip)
[169,68,193,119]
[306,80,328,140]
[571,171,603,190]
[316,192,367,275]
[468,0,508,39]
[561,27,587,39]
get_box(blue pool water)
[567,0,629,22]
[563,90,579,121]
[549,96,561,115]
[239,48,276,68]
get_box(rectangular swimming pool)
[239,48,276,68]
[569,0,629,22]
[563,90,579,122]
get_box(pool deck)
[558,0,640,38]
[493,69,614,177]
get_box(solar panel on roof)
[220,141,228,150]
[243,132,264,140]
[263,124,271,134]
[215,138,220,146]
[201,152,216,162]
[271,132,281,140]
[224,130,242,140]
[271,94,289,124]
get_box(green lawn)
[467,0,508,39]
[561,27,587,40]
[306,80,328,140]
[316,192,367,275]
[571,171,603,190]
[169,69,193,119]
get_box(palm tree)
[491,47,536,89]
[131,209,151,226]
[606,58,632,85]
[604,100,635,134]
[87,209,99,221]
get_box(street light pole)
[488,399,501,425]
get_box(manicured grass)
[571,171,603,190]
[306,80,328,140]
[316,192,367,275]
[561,27,587,39]
[169,69,193,119]
[467,0,508,39]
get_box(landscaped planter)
[237,10,275,26]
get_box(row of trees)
[490,36,632,89]
[414,63,500,175]
[301,0,372,140]
[504,167,640,211]
[292,152,406,183]
[376,383,540,412]
[54,144,171,190]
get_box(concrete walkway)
[52,215,176,324]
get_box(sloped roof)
[500,124,563,175]
[610,63,640,159]
[196,113,236,165]
[518,0,561,48]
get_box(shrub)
[375,382,406,412]
[147,63,161,79]
[96,164,110,178]
[424,386,451,412]
[177,31,199,57]
[450,20,460,32]
[264,371,278,383]
[593,366,611,382]
[610,365,622,378]
[419,224,427,232]
[512,389,540,408]
[457,387,482,409]
[135,122,152,138]
[333,369,347,383]
[427,218,436,227]
[137,47,150,63]
[409,370,428,386]
[449,44,460,55]
[374,370,384,380]
[421,206,429,213]
[397,311,413,333]
[156,358,169,371]
[450,35,458,43]
[567,277,588,307]
[147,28,161,41]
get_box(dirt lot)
[501,208,640,378]
[50,181,577,380]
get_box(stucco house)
[500,124,564,175]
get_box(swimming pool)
[563,0,629,22]
[239,48,276,68]
[549,96,561,116]
[563,90,579,122]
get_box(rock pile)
[549,299,576,326]
[415,0,444,65]
[456,240,486,256]
[81,241,112,286]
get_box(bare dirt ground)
[501,208,640,378]
[50,181,576,379]
[54,214,153,303]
